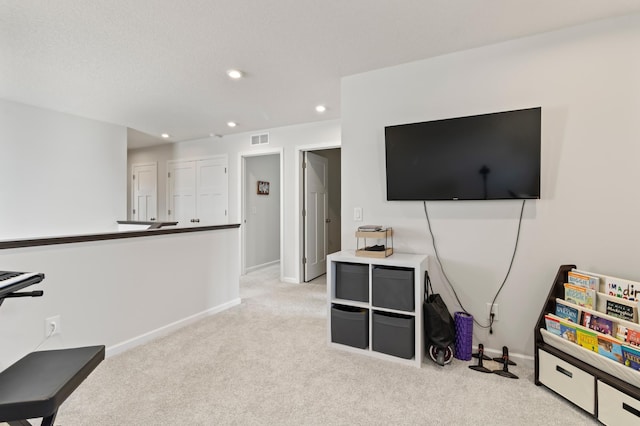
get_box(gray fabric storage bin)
[331,305,368,349]
[335,262,369,302]
[372,266,414,311]
[372,311,415,359]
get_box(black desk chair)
[0,271,105,425]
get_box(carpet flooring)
[49,264,596,425]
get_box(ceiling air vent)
[250,133,269,146]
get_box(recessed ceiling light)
[315,105,326,113]
[227,121,237,128]
[227,69,243,79]
[161,133,170,138]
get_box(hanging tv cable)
[423,199,526,333]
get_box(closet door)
[131,162,157,221]
[167,156,228,226]
[167,160,197,226]
[196,158,228,225]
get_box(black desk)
[0,345,105,426]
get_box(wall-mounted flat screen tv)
[385,107,541,201]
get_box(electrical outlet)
[486,303,499,321]
[45,315,62,337]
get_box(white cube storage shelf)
[327,250,428,368]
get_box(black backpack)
[423,271,456,365]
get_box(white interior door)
[196,158,228,225]
[168,160,196,225]
[304,151,328,281]
[132,162,157,221]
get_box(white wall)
[341,14,640,358]
[0,229,240,369]
[245,154,280,270]
[0,99,127,239]
[128,119,341,281]
[0,101,241,370]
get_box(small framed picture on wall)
[257,180,270,195]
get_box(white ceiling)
[2,1,640,149]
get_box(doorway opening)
[301,148,341,282]
[240,149,284,280]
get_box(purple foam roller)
[454,311,473,361]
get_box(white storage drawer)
[539,350,595,414]
[598,380,640,425]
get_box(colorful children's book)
[626,328,640,347]
[622,345,640,370]
[569,270,600,291]
[595,291,638,322]
[616,323,629,342]
[564,283,595,309]
[555,298,581,323]
[576,327,599,352]
[571,269,639,300]
[607,299,636,322]
[559,321,577,344]
[605,275,640,302]
[597,335,624,363]
[544,314,561,336]
[581,312,614,336]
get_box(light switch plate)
[354,207,362,221]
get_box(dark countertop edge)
[0,224,241,250]
[116,221,178,229]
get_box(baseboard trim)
[245,260,279,273]
[105,298,242,358]
[281,276,299,284]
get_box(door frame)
[295,142,341,284]
[238,147,284,280]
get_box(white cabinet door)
[168,156,228,226]
[132,162,157,221]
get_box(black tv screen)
[385,107,541,201]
